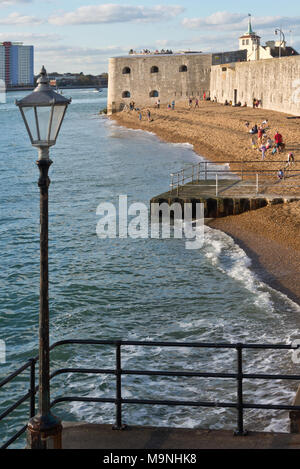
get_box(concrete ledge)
[62,423,300,449]
[150,180,300,219]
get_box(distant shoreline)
[110,104,300,306]
[6,85,108,92]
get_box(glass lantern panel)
[50,106,66,141]
[36,106,52,141]
[22,107,38,141]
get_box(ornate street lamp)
[16,67,71,449]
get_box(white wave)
[202,225,300,313]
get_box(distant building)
[239,16,298,61]
[0,42,34,87]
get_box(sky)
[0,0,300,74]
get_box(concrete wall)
[107,53,212,114]
[210,55,300,115]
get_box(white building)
[239,16,298,61]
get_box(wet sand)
[110,103,300,304]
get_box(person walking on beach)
[171,100,175,110]
[194,98,199,109]
[147,109,151,121]
[285,152,295,173]
[257,126,264,145]
[287,152,295,165]
[139,111,142,121]
[188,97,193,108]
[260,144,267,160]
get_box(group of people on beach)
[188,94,207,109]
[252,98,262,108]
[246,119,295,180]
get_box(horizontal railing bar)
[122,398,236,408]
[51,397,115,406]
[122,399,300,411]
[49,367,300,382]
[50,396,300,412]
[50,396,236,409]
[50,368,237,379]
[243,403,300,411]
[50,339,297,350]
[122,370,237,379]
[124,370,300,381]
[1,424,28,450]
[243,373,300,381]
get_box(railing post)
[182,169,185,186]
[216,174,218,196]
[234,344,247,436]
[29,359,36,418]
[170,173,174,193]
[197,163,201,182]
[192,166,194,183]
[290,386,300,433]
[205,162,207,180]
[113,341,126,430]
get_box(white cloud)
[0,12,43,24]
[0,0,31,6]
[34,44,127,74]
[0,32,62,42]
[183,11,300,34]
[182,11,246,29]
[49,4,184,26]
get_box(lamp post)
[275,28,285,59]
[16,67,71,449]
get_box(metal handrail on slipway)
[170,161,300,196]
[1,339,300,448]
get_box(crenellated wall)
[107,53,212,114]
[210,55,300,115]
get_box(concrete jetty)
[150,179,300,219]
[62,423,300,449]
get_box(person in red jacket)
[274,131,285,153]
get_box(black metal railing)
[1,339,300,448]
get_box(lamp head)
[15,66,71,153]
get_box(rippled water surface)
[1,89,300,447]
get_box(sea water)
[1,89,300,447]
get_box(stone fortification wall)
[107,53,212,114]
[210,55,300,115]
